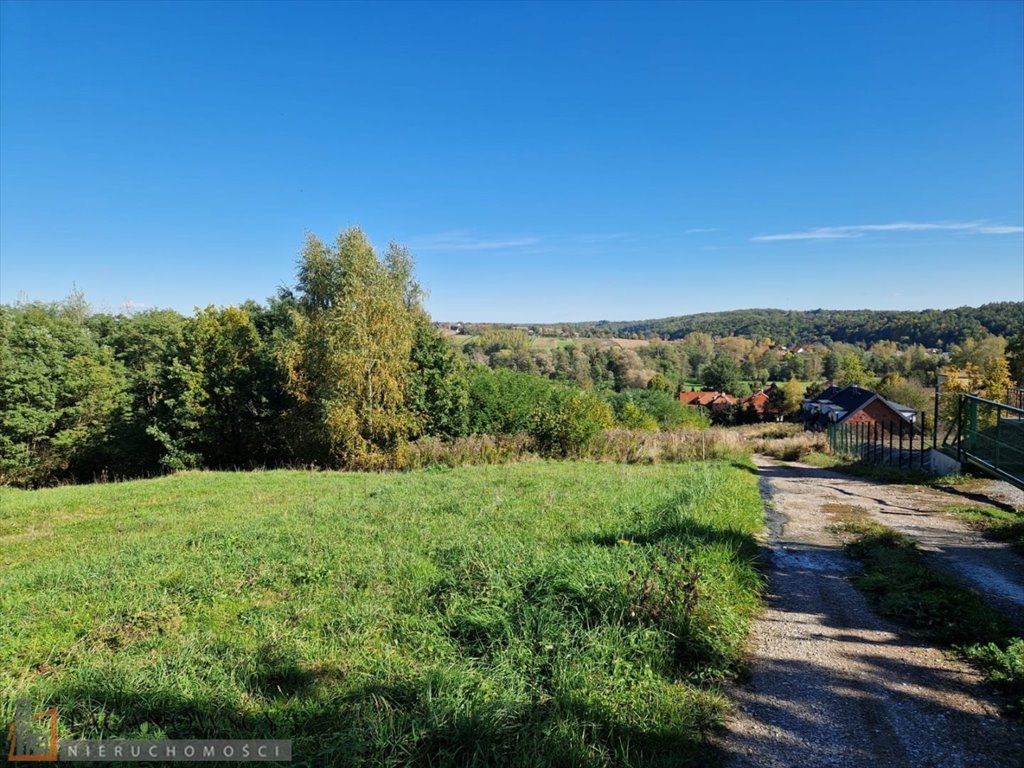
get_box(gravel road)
[714,455,1023,768]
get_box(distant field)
[442,333,652,352]
[0,462,764,767]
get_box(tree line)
[0,228,703,486]
[4,228,1020,486]
[509,303,1023,348]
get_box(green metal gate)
[945,394,1024,490]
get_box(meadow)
[0,460,764,767]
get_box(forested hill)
[553,303,1023,347]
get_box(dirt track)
[715,456,1023,768]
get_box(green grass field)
[0,461,764,767]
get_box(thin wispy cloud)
[685,227,720,234]
[409,231,543,252]
[973,225,1024,234]
[751,221,1024,242]
[753,230,859,241]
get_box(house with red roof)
[678,390,737,415]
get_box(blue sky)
[1,0,1022,322]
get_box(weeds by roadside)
[403,423,833,470]
[942,506,1024,553]
[803,452,973,487]
[748,431,827,461]
[401,427,754,468]
[835,520,1023,717]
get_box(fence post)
[919,412,925,469]
[967,398,978,455]
[995,406,1001,472]
[956,397,963,463]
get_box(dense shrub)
[408,322,470,440]
[467,367,560,435]
[606,388,707,430]
[529,390,615,457]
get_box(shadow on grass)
[729,460,761,476]
[44,674,706,768]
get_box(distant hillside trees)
[553,303,1023,348]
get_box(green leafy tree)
[283,228,422,468]
[646,373,674,393]
[467,368,558,434]
[90,308,190,474]
[949,335,1007,371]
[981,356,1012,403]
[168,305,284,469]
[702,356,743,394]
[1006,333,1024,386]
[823,351,841,380]
[529,390,614,456]
[779,377,804,418]
[606,388,702,430]
[616,400,659,430]
[682,332,714,378]
[836,353,875,387]
[407,321,469,439]
[0,302,128,485]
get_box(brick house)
[802,384,917,432]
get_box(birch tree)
[284,228,421,467]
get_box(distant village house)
[802,384,918,433]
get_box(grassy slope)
[0,461,764,767]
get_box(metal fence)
[828,415,931,471]
[1008,387,1024,411]
[946,394,1024,489]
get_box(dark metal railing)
[828,414,930,471]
